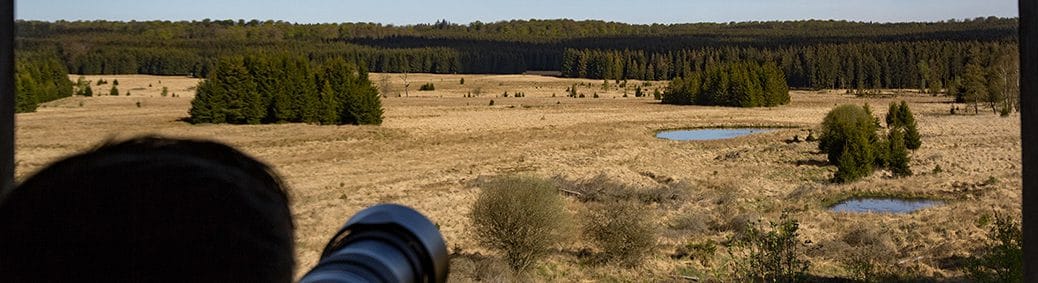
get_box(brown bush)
[582,201,657,267]
[470,176,569,271]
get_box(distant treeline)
[15,18,1017,85]
[15,52,73,113]
[189,54,382,125]
[662,62,789,107]
[561,41,1017,90]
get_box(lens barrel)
[300,204,448,283]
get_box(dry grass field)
[15,73,1021,281]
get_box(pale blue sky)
[16,0,1018,24]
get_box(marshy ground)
[16,73,1021,281]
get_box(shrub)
[488,99,495,106]
[966,214,1023,282]
[460,77,465,85]
[161,86,169,97]
[109,86,120,96]
[583,201,656,267]
[820,105,880,183]
[470,176,568,271]
[735,214,809,282]
[419,82,435,91]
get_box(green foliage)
[734,214,809,282]
[470,176,568,272]
[887,129,913,177]
[582,201,656,267]
[14,53,73,113]
[886,101,922,150]
[662,62,789,107]
[161,86,169,97]
[109,86,120,96]
[13,18,1018,81]
[15,72,39,113]
[966,214,1023,283]
[900,104,922,150]
[419,82,436,91]
[820,105,879,183]
[822,102,921,182]
[962,63,988,113]
[84,85,93,97]
[189,54,382,125]
[112,79,119,86]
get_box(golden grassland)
[14,73,1022,281]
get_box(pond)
[830,198,944,214]
[656,128,775,141]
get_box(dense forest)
[15,18,1017,86]
[14,52,73,113]
[189,54,382,125]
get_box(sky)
[16,0,1018,25]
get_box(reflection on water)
[656,128,774,141]
[830,198,943,214]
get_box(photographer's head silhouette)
[0,137,296,282]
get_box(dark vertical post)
[1021,0,1037,281]
[0,0,13,198]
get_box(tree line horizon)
[16,18,1015,78]
[13,17,1019,115]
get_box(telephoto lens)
[300,204,449,283]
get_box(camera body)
[301,204,449,283]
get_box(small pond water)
[830,198,944,214]
[656,128,775,141]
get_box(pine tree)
[888,129,913,177]
[215,57,261,124]
[15,72,39,113]
[835,133,874,183]
[317,80,339,125]
[349,82,384,125]
[899,102,922,150]
[886,102,901,128]
[963,63,987,114]
[189,81,218,123]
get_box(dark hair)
[0,136,295,282]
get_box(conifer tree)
[888,129,913,177]
[899,102,922,150]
